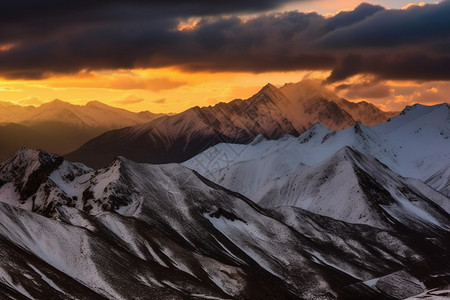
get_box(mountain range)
[0,147,449,299]
[66,79,395,168]
[0,100,164,161]
[185,103,450,197]
[0,80,448,299]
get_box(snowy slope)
[425,165,450,197]
[374,103,450,179]
[270,206,450,299]
[255,147,450,231]
[185,103,449,192]
[1,149,449,299]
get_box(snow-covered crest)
[185,103,449,186]
[0,147,449,299]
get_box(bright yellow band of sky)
[0,67,332,113]
[1,67,446,113]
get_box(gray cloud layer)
[1,0,449,82]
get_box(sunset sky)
[0,0,449,113]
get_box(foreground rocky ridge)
[0,148,449,299]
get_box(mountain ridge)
[0,99,164,128]
[1,147,450,299]
[185,102,449,192]
[255,146,450,231]
[66,80,394,168]
[0,99,165,162]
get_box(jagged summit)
[0,148,63,182]
[246,82,291,107]
[279,79,394,128]
[400,103,429,115]
[261,82,279,91]
[394,102,448,120]
[298,122,333,144]
[0,148,64,206]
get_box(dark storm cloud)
[0,0,299,21]
[327,53,450,83]
[316,1,450,49]
[335,80,392,99]
[1,0,450,82]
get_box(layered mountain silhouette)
[0,100,164,161]
[0,148,449,299]
[66,80,394,168]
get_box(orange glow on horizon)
[1,68,447,114]
[0,68,330,113]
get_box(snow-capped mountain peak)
[245,83,292,108]
[0,148,64,200]
[298,122,333,144]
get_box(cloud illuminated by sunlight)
[0,43,16,52]
[331,75,449,111]
[401,2,427,10]
[1,1,448,114]
[177,17,201,31]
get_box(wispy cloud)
[115,95,145,105]
[153,98,166,104]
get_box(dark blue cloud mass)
[0,0,449,82]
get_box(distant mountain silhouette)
[0,100,164,161]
